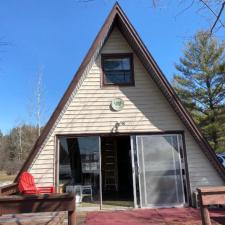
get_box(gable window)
[102,53,134,86]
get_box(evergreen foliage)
[173,31,225,152]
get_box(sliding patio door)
[58,136,101,209]
[136,134,185,207]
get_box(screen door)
[136,134,185,207]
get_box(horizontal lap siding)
[185,132,224,191]
[29,27,224,191]
[29,136,55,187]
[57,52,182,133]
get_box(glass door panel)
[59,136,101,210]
[136,134,185,207]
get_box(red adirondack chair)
[18,172,55,195]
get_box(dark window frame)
[101,53,135,86]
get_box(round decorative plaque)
[111,98,124,111]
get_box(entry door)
[136,134,185,207]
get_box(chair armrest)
[38,186,55,193]
[22,189,40,194]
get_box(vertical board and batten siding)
[29,27,224,193]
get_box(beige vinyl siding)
[29,27,224,192]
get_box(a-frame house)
[16,3,225,209]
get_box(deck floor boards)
[1,208,225,225]
[0,212,66,225]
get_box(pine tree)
[173,31,225,152]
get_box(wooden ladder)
[102,138,118,191]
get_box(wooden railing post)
[68,209,76,225]
[197,187,225,225]
[197,188,211,225]
[200,205,211,225]
[68,194,76,225]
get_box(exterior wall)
[29,27,224,194]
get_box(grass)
[78,200,133,208]
[102,201,133,207]
[79,202,100,207]
[0,171,15,183]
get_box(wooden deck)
[0,194,76,225]
[0,212,66,225]
[0,211,87,225]
[1,184,225,224]
[1,208,225,225]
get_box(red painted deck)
[85,208,225,225]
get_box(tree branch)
[152,0,157,8]
[175,0,195,18]
[199,0,225,34]
[210,1,225,34]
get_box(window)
[102,54,134,85]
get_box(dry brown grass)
[0,170,15,183]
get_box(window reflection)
[59,136,100,205]
[102,55,133,85]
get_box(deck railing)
[0,183,18,196]
[197,186,225,225]
[0,193,76,225]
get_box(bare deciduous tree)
[0,125,39,175]
[78,0,225,35]
[29,67,45,137]
[36,71,43,136]
[151,0,225,35]
[0,38,8,48]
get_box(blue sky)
[0,0,224,134]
